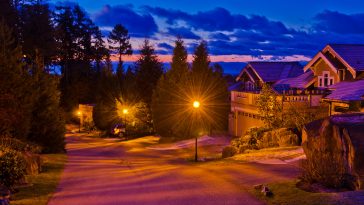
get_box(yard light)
[193,101,200,108]
[123,109,129,114]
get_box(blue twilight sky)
[51,0,364,65]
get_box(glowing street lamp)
[193,100,200,162]
[77,111,82,133]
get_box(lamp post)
[77,111,82,133]
[193,100,200,162]
[123,109,128,138]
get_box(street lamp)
[122,109,128,138]
[193,100,200,162]
[77,111,82,133]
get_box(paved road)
[48,133,299,205]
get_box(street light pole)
[193,101,200,162]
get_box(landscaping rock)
[259,128,299,148]
[302,113,364,190]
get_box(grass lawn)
[251,180,354,205]
[11,154,67,205]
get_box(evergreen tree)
[0,0,20,42]
[153,40,229,139]
[257,83,283,129]
[93,27,109,74]
[108,24,132,75]
[134,40,163,131]
[191,41,210,73]
[55,4,99,110]
[93,63,119,131]
[152,38,189,138]
[20,1,56,67]
[135,40,163,104]
[28,51,65,153]
[0,20,33,139]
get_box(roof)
[237,62,303,83]
[324,79,364,101]
[328,44,364,72]
[228,81,243,92]
[274,70,315,89]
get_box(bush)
[259,128,299,148]
[0,148,26,188]
[0,137,41,153]
[230,127,271,153]
[222,146,237,158]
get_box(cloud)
[93,5,158,37]
[165,27,200,39]
[157,43,174,50]
[314,10,364,34]
[91,5,364,61]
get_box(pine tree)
[134,40,163,131]
[20,1,56,67]
[191,41,210,73]
[135,40,163,104]
[0,20,33,139]
[152,38,189,138]
[153,40,229,139]
[28,51,65,153]
[108,24,132,75]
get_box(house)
[302,44,364,115]
[229,44,364,137]
[323,80,364,115]
[229,62,324,136]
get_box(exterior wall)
[312,59,339,87]
[79,104,94,127]
[229,110,264,137]
[229,91,326,136]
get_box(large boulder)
[302,113,364,190]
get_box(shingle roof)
[228,81,243,92]
[248,62,303,82]
[325,79,364,101]
[329,44,364,71]
[274,70,315,89]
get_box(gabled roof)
[274,70,315,89]
[303,51,338,73]
[327,44,364,72]
[324,79,364,101]
[237,62,303,83]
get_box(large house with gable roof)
[229,44,364,137]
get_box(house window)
[318,71,334,87]
[245,81,255,91]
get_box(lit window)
[318,71,334,87]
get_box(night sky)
[51,0,364,65]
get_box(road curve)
[48,133,299,205]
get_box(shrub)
[231,127,271,153]
[222,146,237,158]
[0,136,41,153]
[0,148,26,188]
